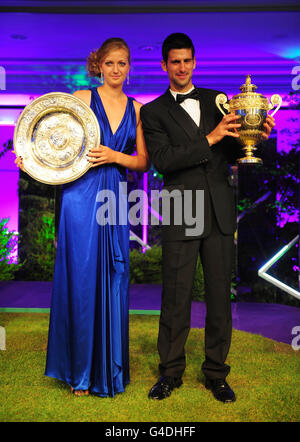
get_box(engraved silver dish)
[13,92,100,184]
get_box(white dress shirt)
[169,85,201,127]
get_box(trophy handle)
[269,94,282,116]
[215,94,230,116]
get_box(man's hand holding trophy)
[216,75,281,164]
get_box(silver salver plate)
[13,92,100,185]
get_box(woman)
[16,38,149,397]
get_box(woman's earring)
[100,72,104,85]
[127,73,130,85]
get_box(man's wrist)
[206,134,214,147]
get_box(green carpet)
[0,312,299,422]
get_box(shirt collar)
[169,85,195,100]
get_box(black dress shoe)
[148,376,183,400]
[205,378,236,403]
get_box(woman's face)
[100,48,130,87]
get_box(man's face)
[161,48,196,92]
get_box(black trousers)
[158,206,234,380]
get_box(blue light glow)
[282,47,300,59]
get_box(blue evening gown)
[45,87,136,397]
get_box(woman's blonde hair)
[86,38,131,78]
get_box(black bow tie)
[176,89,200,104]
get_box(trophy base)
[237,144,263,165]
[237,156,263,164]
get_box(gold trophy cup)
[215,75,282,164]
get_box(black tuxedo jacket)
[140,87,242,241]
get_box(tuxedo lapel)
[197,88,215,135]
[162,89,200,140]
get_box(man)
[140,33,274,403]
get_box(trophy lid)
[240,75,257,93]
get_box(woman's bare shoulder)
[132,100,144,123]
[132,100,143,111]
[73,89,92,106]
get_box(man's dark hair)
[162,33,195,63]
